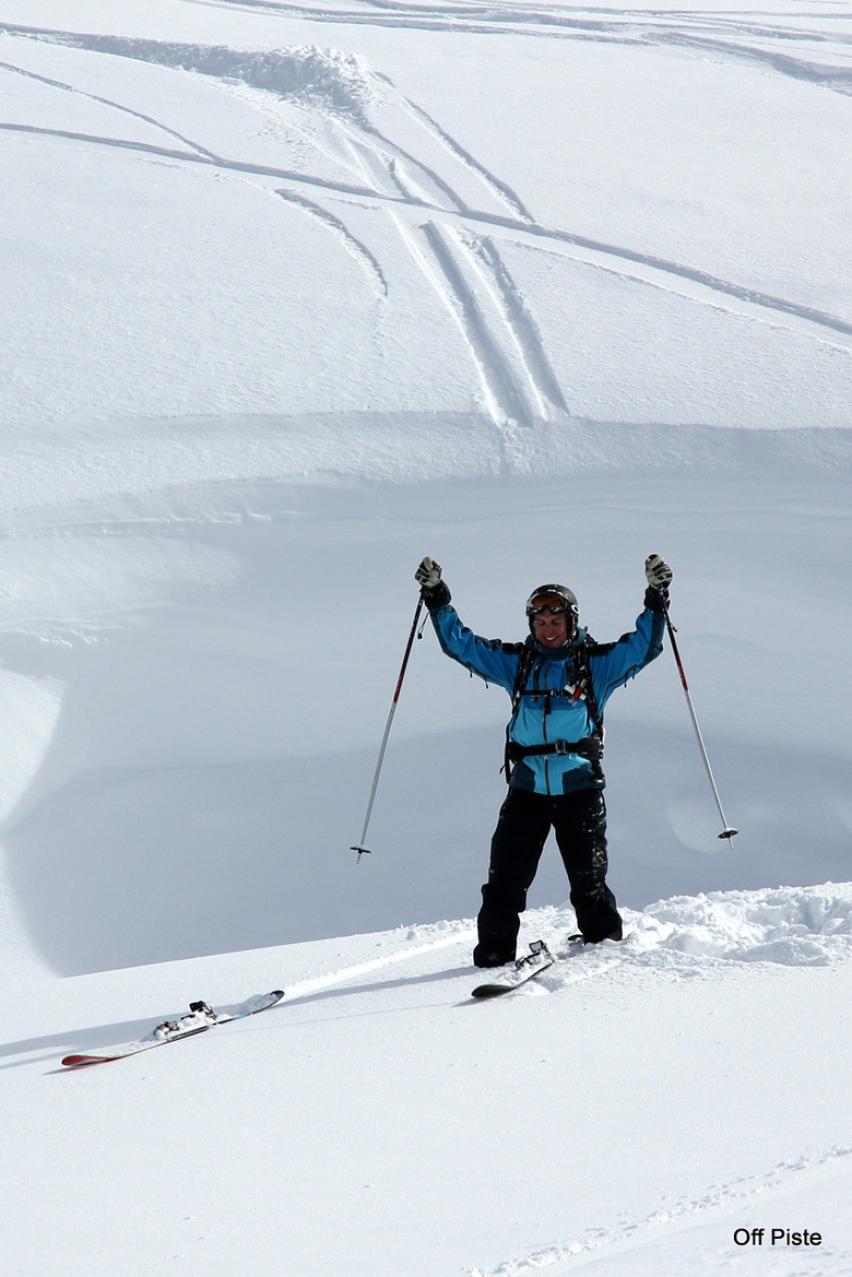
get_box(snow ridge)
[2,27,381,120]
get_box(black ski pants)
[475,786,622,961]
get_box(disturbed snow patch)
[530,884,852,979]
[8,29,381,120]
[628,883,852,967]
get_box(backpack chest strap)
[506,736,603,764]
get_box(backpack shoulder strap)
[510,642,535,711]
[575,637,605,738]
[502,643,536,784]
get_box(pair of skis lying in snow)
[61,939,575,1067]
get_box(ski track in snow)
[295,886,852,1011]
[274,187,389,295]
[334,109,553,437]
[4,112,849,345]
[471,1145,852,1275]
[3,7,852,1268]
[420,219,540,427]
[1,16,849,439]
[648,29,852,94]
[7,11,849,98]
[0,26,381,117]
[0,56,220,160]
[337,104,543,440]
[397,94,536,224]
[278,920,477,1000]
[0,23,576,431]
[341,113,565,433]
[468,232,571,416]
[317,100,569,436]
[2,19,850,438]
[168,0,852,98]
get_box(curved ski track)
[470,1145,852,1276]
[1,15,850,437]
[3,116,848,341]
[275,187,390,296]
[173,0,852,97]
[0,23,578,436]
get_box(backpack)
[502,637,607,784]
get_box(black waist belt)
[507,736,602,764]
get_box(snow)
[1,0,851,1272]
[5,903,852,1275]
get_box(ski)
[61,989,285,1067]
[471,934,628,1001]
[471,940,555,999]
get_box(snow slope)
[4,890,852,1276]
[1,0,851,1271]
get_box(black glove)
[644,553,672,613]
[415,556,451,612]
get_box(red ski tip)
[61,1054,119,1067]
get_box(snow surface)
[1,0,851,1272]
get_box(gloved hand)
[415,557,442,590]
[415,556,451,611]
[645,554,673,590]
[644,554,672,613]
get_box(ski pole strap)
[506,736,603,764]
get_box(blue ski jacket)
[430,602,665,795]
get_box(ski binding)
[61,989,285,1067]
[471,940,555,999]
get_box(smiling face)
[526,586,578,648]
[532,610,569,648]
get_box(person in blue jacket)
[414,554,672,967]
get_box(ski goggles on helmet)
[525,585,579,619]
[527,601,569,617]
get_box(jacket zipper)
[536,661,552,797]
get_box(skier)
[414,554,673,967]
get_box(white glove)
[645,554,673,590]
[415,557,442,590]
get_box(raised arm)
[415,557,519,693]
[591,555,672,705]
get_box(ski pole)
[662,598,738,847]
[351,596,425,862]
